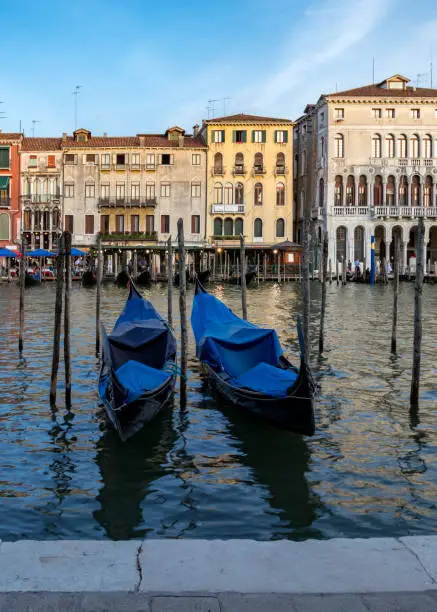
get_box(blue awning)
[27,249,55,257]
[0,247,16,257]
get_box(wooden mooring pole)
[391,237,400,354]
[341,255,346,285]
[329,258,332,284]
[301,219,310,356]
[50,233,64,407]
[64,231,72,406]
[319,232,328,354]
[167,235,173,327]
[95,235,102,356]
[240,233,247,320]
[177,219,187,403]
[410,217,424,406]
[336,258,339,285]
[18,233,25,353]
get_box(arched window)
[399,134,407,158]
[358,175,367,207]
[276,152,285,174]
[235,217,243,236]
[334,175,343,206]
[354,226,364,261]
[346,175,355,206]
[424,176,432,207]
[235,182,244,205]
[224,217,233,236]
[224,183,233,205]
[399,175,408,206]
[276,218,285,237]
[52,207,60,229]
[43,210,50,230]
[214,152,223,174]
[386,134,395,158]
[319,178,324,208]
[214,182,223,204]
[335,134,344,158]
[254,182,263,206]
[374,175,382,206]
[336,226,347,262]
[254,218,263,238]
[320,136,325,157]
[424,134,432,159]
[411,175,421,206]
[34,210,41,230]
[235,152,244,174]
[254,152,264,173]
[301,150,307,174]
[0,213,9,240]
[213,218,223,236]
[386,175,395,207]
[276,182,285,205]
[372,134,382,158]
[410,134,419,158]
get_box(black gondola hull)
[82,270,97,287]
[227,271,257,286]
[25,273,41,287]
[135,270,151,286]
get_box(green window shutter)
[0,148,9,169]
[262,130,266,143]
[242,131,247,143]
[283,130,288,143]
[274,130,278,143]
[252,130,255,143]
[221,130,225,142]
[232,130,236,143]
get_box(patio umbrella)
[0,248,18,257]
[53,247,87,257]
[27,249,55,257]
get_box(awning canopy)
[0,177,10,190]
[27,249,55,258]
[0,247,17,257]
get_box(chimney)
[62,132,67,142]
[193,124,199,137]
[103,132,108,137]
[139,135,145,146]
[178,134,184,147]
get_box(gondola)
[82,269,97,287]
[115,269,130,287]
[99,281,177,441]
[173,268,191,287]
[25,272,41,287]
[227,264,257,287]
[191,281,315,436]
[135,269,151,286]
[196,269,210,284]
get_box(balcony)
[98,197,157,208]
[333,206,369,216]
[211,204,245,214]
[145,164,156,171]
[275,165,287,175]
[212,235,241,241]
[253,166,266,176]
[20,195,61,205]
[372,206,437,219]
[100,231,158,242]
[369,157,437,169]
[232,166,246,176]
[0,198,10,208]
[212,167,225,176]
[312,206,324,219]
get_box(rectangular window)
[85,183,95,198]
[275,130,288,143]
[191,183,201,198]
[146,153,155,169]
[28,155,37,168]
[65,154,76,165]
[191,215,200,234]
[161,214,170,233]
[115,214,125,232]
[0,147,9,168]
[131,183,140,201]
[320,112,325,124]
[335,108,344,120]
[131,214,140,233]
[116,183,125,201]
[64,184,74,198]
[160,183,171,197]
[233,130,247,143]
[411,108,420,119]
[161,153,174,165]
[47,155,56,168]
[131,153,140,169]
[252,130,266,143]
[85,215,94,234]
[386,108,395,119]
[372,108,382,119]
[101,184,110,200]
[146,182,155,199]
[101,153,110,169]
[213,130,224,143]
[86,154,96,164]
[146,215,154,234]
[100,215,109,234]
[116,153,126,167]
[192,153,201,165]
[65,215,74,233]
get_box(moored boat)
[227,264,257,287]
[115,270,130,287]
[135,269,151,286]
[99,281,177,441]
[25,272,42,287]
[82,269,97,287]
[196,269,210,284]
[191,281,315,435]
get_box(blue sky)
[2,0,437,136]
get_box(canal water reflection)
[0,281,436,540]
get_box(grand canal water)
[0,280,436,541]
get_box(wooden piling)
[256,252,260,284]
[167,236,173,327]
[64,231,72,406]
[319,232,328,354]
[391,236,400,354]
[277,253,280,283]
[95,235,102,356]
[410,217,424,406]
[177,219,187,401]
[336,258,339,285]
[263,254,267,281]
[212,251,216,281]
[50,233,64,407]
[301,219,310,356]
[18,233,25,353]
[133,250,138,279]
[341,255,346,285]
[240,234,247,320]
[329,258,332,284]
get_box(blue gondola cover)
[232,362,298,397]
[115,360,172,402]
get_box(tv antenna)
[73,85,83,130]
[207,99,219,118]
[31,120,40,137]
[223,97,232,116]
[416,72,428,88]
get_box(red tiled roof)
[62,134,205,149]
[22,138,62,151]
[205,113,293,124]
[327,83,437,98]
[0,133,22,141]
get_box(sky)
[2,0,437,136]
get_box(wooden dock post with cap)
[240,233,247,320]
[391,237,400,354]
[319,232,328,354]
[177,219,187,401]
[167,235,173,327]
[64,231,72,406]
[50,233,64,407]
[18,233,25,353]
[301,219,310,356]
[95,235,102,356]
[410,217,424,406]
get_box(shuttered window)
[146,215,154,233]
[161,215,170,233]
[47,155,56,168]
[0,148,9,169]
[115,215,125,232]
[131,215,140,232]
[65,154,76,165]
[85,215,94,234]
[65,215,74,233]
[232,130,247,143]
[29,155,37,168]
[275,130,288,143]
[252,130,266,143]
[191,215,200,234]
[100,215,109,233]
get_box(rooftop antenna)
[73,85,83,130]
[223,97,232,116]
[431,51,433,88]
[31,120,40,137]
[372,57,375,84]
[208,99,219,118]
[416,72,427,88]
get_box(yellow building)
[200,114,294,252]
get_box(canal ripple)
[0,281,436,540]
